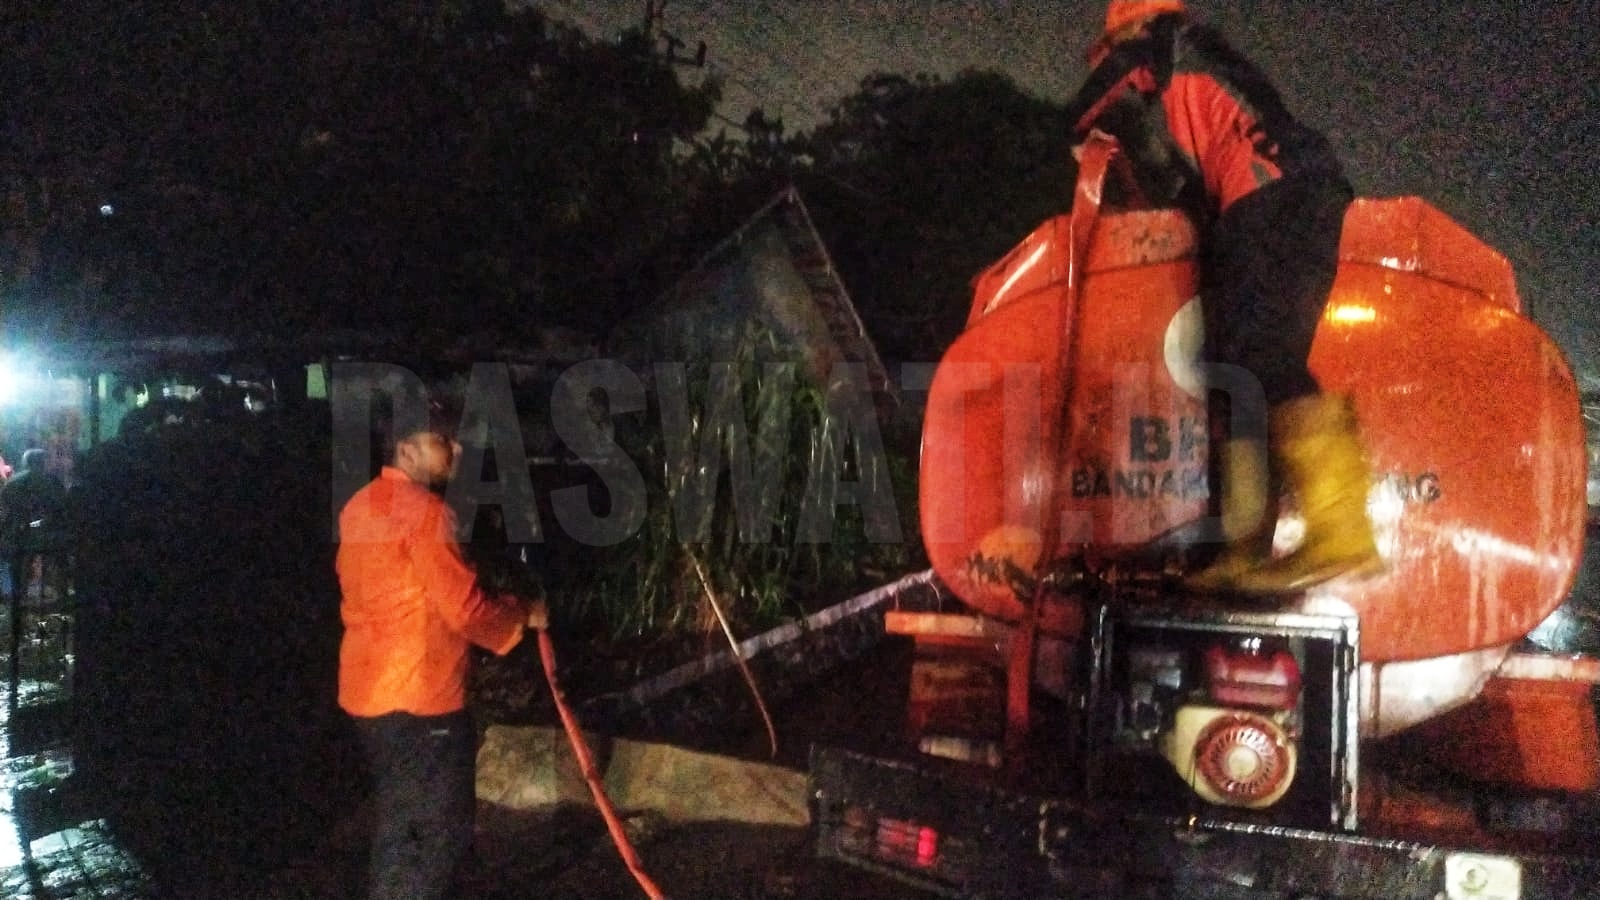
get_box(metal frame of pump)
[1078,597,1362,831]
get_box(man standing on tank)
[1067,0,1383,594]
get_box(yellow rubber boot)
[1184,438,1275,592]
[1231,394,1384,595]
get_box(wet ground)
[1,583,153,898]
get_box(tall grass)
[560,324,919,643]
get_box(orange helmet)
[1103,0,1187,35]
[1090,1,1187,63]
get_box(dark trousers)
[352,709,477,900]
[1205,173,1354,439]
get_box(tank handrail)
[1008,131,1130,758]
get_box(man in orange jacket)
[337,414,546,900]
[1068,0,1383,594]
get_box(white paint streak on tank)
[1359,643,1512,739]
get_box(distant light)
[100,204,115,216]
[0,355,24,406]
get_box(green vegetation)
[557,325,920,642]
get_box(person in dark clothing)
[0,448,69,601]
[1066,0,1382,594]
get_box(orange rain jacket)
[1067,13,1344,223]
[336,467,527,717]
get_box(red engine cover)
[1204,645,1302,711]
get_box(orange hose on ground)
[536,629,667,899]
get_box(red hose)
[536,629,667,899]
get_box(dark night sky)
[543,0,1599,387]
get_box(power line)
[645,0,842,123]
[530,2,843,133]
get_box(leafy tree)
[0,1,718,343]
[796,71,1074,362]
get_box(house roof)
[615,186,897,415]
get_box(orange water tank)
[920,204,1206,635]
[920,149,1586,663]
